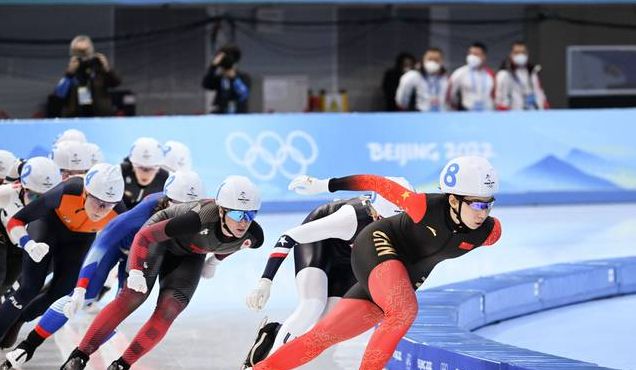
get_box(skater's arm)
[76,209,142,288]
[7,182,64,249]
[261,204,358,280]
[0,184,14,208]
[290,204,359,242]
[328,175,427,223]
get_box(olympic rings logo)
[225,131,318,181]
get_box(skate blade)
[240,316,268,370]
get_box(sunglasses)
[87,194,119,210]
[463,198,495,211]
[225,209,258,223]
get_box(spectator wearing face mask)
[48,35,121,118]
[382,52,416,111]
[395,48,449,112]
[448,42,495,111]
[495,41,549,110]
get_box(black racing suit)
[120,159,169,209]
[0,177,125,339]
[75,199,264,366]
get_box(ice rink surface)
[2,202,635,369]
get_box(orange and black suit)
[0,176,125,343]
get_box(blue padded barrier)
[386,258,632,370]
[503,264,618,309]
[416,290,485,330]
[578,257,636,294]
[433,275,542,326]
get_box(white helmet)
[370,177,414,218]
[20,157,62,194]
[163,170,204,203]
[0,150,17,179]
[216,175,261,211]
[51,140,92,171]
[84,163,124,202]
[439,156,498,197]
[162,140,192,172]
[84,142,104,166]
[129,137,164,167]
[55,129,87,144]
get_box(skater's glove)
[63,287,87,319]
[246,278,272,311]
[288,176,330,195]
[24,240,49,263]
[127,269,148,294]
[201,254,220,279]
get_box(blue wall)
[2,109,635,211]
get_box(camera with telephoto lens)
[75,56,99,83]
[218,54,235,70]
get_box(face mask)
[512,53,528,66]
[424,61,441,74]
[466,54,482,69]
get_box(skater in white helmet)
[84,142,104,166]
[0,150,17,185]
[61,175,264,370]
[55,129,87,145]
[2,170,205,370]
[0,157,62,301]
[0,163,126,350]
[162,140,193,172]
[51,140,92,180]
[121,137,169,209]
[250,156,502,370]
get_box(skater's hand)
[201,254,220,279]
[24,240,49,263]
[127,269,148,294]
[246,278,272,311]
[288,176,330,195]
[63,287,87,319]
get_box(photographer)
[201,44,251,114]
[48,35,121,118]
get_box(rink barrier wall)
[386,257,636,370]
[1,109,636,212]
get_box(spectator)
[448,42,495,111]
[48,35,121,117]
[201,44,251,114]
[382,52,416,111]
[395,48,449,112]
[496,41,549,110]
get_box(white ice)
[2,203,635,369]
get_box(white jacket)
[448,65,495,111]
[495,66,548,110]
[395,70,449,112]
